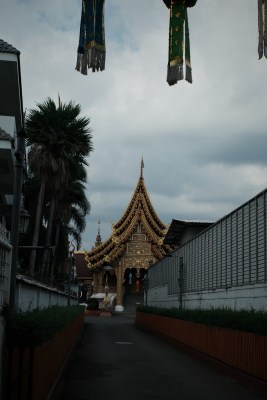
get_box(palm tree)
[25,97,93,276]
[46,168,91,280]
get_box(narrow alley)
[57,315,266,400]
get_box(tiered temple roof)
[85,161,170,270]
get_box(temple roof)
[85,161,170,270]
[74,252,93,278]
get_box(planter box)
[4,313,84,400]
[84,309,101,316]
[136,311,267,387]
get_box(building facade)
[0,39,24,230]
[0,38,24,397]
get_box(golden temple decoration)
[85,160,171,271]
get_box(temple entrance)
[124,268,146,294]
[123,268,146,310]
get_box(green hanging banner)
[163,0,197,86]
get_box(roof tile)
[0,39,20,55]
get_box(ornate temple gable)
[126,226,151,256]
[113,175,166,236]
[85,160,170,270]
[139,179,167,231]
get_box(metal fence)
[148,189,267,296]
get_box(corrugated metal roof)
[0,39,20,55]
[163,219,214,246]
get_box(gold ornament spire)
[140,156,144,178]
[95,219,102,247]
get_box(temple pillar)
[93,272,98,293]
[98,270,104,293]
[115,262,124,312]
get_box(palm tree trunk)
[29,180,46,276]
[50,220,61,284]
[40,196,55,278]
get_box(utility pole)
[178,256,184,309]
[9,128,26,316]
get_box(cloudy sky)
[1,1,267,249]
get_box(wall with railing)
[147,188,267,311]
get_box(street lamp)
[68,242,75,307]
[19,207,30,234]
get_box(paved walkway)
[57,314,266,400]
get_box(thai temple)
[75,159,172,311]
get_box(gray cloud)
[1,0,267,249]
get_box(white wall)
[0,115,16,137]
[147,286,179,308]
[147,282,267,311]
[15,275,77,312]
[0,53,17,62]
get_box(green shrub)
[6,305,84,348]
[137,305,267,336]
[86,298,99,310]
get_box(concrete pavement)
[56,314,266,400]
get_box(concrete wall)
[147,282,267,311]
[147,188,267,311]
[15,275,77,312]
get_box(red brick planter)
[4,313,84,400]
[136,311,267,389]
[84,309,101,316]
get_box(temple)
[82,159,172,311]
